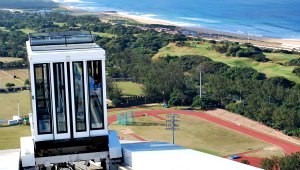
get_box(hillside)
[153,42,300,84]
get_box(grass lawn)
[0,57,22,63]
[153,42,300,84]
[0,27,9,32]
[245,146,285,158]
[0,70,27,87]
[109,114,283,157]
[116,81,144,97]
[0,125,31,150]
[19,28,35,34]
[92,31,117,38]
[4,68,29,82]
[0,90,31,120]
[264,52,299,63]
[53,22,66,27]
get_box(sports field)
[0,90,31,120]
[109,114,275,156]
[0,69,28,87]
[108,109,296,157]
[0,68,31,121]
[0,125,31,150]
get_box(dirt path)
[0,70,24,84]
[108,109,300,154]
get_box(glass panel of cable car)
[87,60,104,130]
[73,62,86,132]
[53,63,67,133]
[34,64,52,134]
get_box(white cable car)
[20,31,121,169]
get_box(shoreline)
[60,5,300,51]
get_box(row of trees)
[261,152,300,170]
[287,59,300,77]
[212,42,268,62]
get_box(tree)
[292,67,300,77]
[24,79,30,85]
[5,82,15,88]
[279,152,300,170]
[225,102,243,114]
[191,96,219,110]
[168,89,186,107]
[106,77,122,107]
[261,158,277,170]
[267,76,295,88]
[261,153,300,170]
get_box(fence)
[118,96,163,107]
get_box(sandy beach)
[61,5,300,51]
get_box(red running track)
[108,109,300,154]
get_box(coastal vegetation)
[0,10,300,138]
[154,42,300,84]
[211,42,268,62]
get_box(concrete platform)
[0,149,20,170]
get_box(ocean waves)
[53,0,300,39]
[178,17,220,24]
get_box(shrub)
[292,67,300,77]
[5,82,15,88]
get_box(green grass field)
[5,68,29,82]
[0,90,31,120]
[153,42,300,83]
[0,125,31,150]
[92,31,117,38]
[109,113,284,156]
[116,81,144,97]
[0,70,24,87]
[53,22,66,27]
[0,27,9,32]
[0,68,28,87]
[245,147,285,158]
[19,28,35,34]
[0,57,22,63]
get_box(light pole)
[166,113,180,144]
[17,99,20,117]
[198,65,203,98]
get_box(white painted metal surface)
[0,149,20,170]
[121,141,263,170]
[20,136,35,167]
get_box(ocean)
[54,0,300,39]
